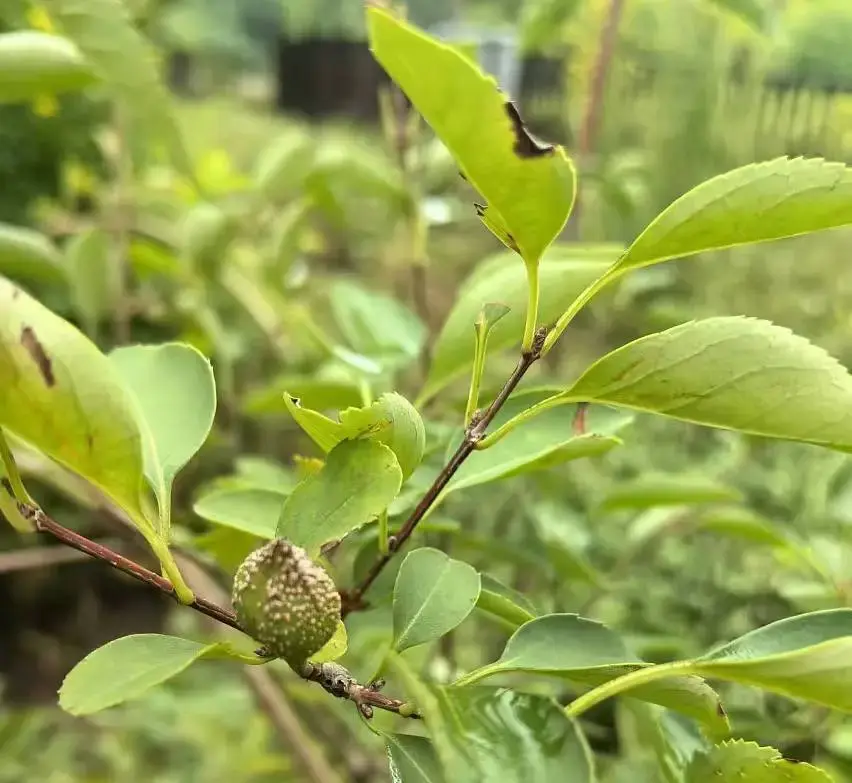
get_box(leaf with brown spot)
[0,276,147,525]
[368,8,575,266]
[20,326,55,387]
[504,102,553,159]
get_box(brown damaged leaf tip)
[505,102,554,158]
[20,326,55,387]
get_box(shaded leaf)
[276,439,402,557]
[424,247,618,400]
[330,279,426,369]
[367,8,575,265]
[686,740,832,782]
[193,487,286,539]
[0,276,145,522]
[476,574,536,630]
[431,687,596,783]
[110,343,216,523]
[59,634,223,715]
[393,548,481,652]
[454,614,728,735]
[561,317,852,452]
[600,474,743,512]
[386,733,445,783]
[0,30,97,103]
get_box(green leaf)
[424,247,618,401]
[283,394,344,453]
[340,393,426,481]
[476,574,536,630]
[430,687,596,783]
[686,740,832,782]
[193,487,286,538]
[0,276,145,522]
[446,393,632,496]
[330,280,426,369]
[692,507,798,550]
[393,548,481,652]
[44,0,194,178]
[233,456,296,493]
[110,343,216,523]
[386,733,445,783]
[244,374,363,416]
[253,127,315,203]
[311,620,348,664]
[560,317,852,452]
[66,228,112,334]
[691,609,852,711]
[59,634,223,715]
[180,202,236,272]
[454,614,728,736]
[0,31,97,103]
[600,474,743,512]
[704,0,768,32]
[367,8,576,266]
[520,0,582,53]
[0,222,64,285]
[276,439,402,557]
[615,157,852,275]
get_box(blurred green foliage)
[5,0,852,781]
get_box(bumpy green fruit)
[232,538,341,668]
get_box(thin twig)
[343,328,549,614]
[17,503,243,632]
[6,501,418,723]
[301,662,420,720]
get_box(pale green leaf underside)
[276,439,403,557]
[456,614,728,735]
[424,248,618,401]
[59,634,222,715]
[0,276,145,521]
[563,316,852,452]
[367,8,575,265]
[393,548,481,652]
[686,740,832,782]
[617,156,852,273]
[110,343,216,517]
[0,30,97,103]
